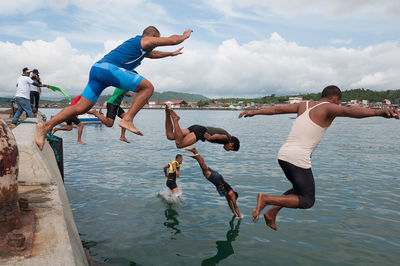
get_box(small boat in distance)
[78,113,101,124]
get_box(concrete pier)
[0,115,88,265]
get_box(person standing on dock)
[239,85,399,230]
[35,26,193,150]
[163,154,183,195]
[12,67,48,124]
[185,146,242,218]
[87,87,134,143]
[29,69,43,115]
[52,95,85,145]
[165,106,240,151]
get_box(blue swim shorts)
[81,62,144,103]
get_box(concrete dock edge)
[0,117,88,265]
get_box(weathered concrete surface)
[0,117,88,265]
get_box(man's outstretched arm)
[239,104,299,118]
[146,48,184,59]
[327,105,400,119]
[142,29,192,51]
[204,133,229,142]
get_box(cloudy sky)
[1,0,399,98]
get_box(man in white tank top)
[239,85,399,230]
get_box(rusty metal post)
[0,119,20,235]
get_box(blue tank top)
[98,35,151,71]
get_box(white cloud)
[0,38,95,98]
[330,39,352,45]
[206,0,400,19]
[0,0,45,15]
[140,33,400,97]
[2,34,400,99]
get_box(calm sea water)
[41,109,399,266]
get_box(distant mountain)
[149,91,209,102]
[96,91,209,103]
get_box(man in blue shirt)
[35,26,192,150]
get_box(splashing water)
[157,187,184,205]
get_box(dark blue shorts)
[207,168,233,196]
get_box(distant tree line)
[210,88,400,105]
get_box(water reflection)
[201,216,241,266]
[163,203,181,238]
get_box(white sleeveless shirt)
[277,101,329,169]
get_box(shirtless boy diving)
[165,107,240,151]
[185,146,242,218]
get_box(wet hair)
[321,85,342,99]
[176,154,182,160]
[234,191,239,200]
[230,136,240,151]
[143,26,160,36]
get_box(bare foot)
[120,136,131,143]
[169,109,180,121]
[184,146,197,153]
[77,140,86,145]
[35,122,48,150]
[87,109,97,115]
[252,193,264,222]
[118,120,143,136]
[264,210,277,231]
[188,154,199,159]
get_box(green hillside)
[96,91,209,103]
[212,88,400,104]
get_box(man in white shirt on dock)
[12,67,48,124]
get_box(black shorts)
[221,181,233,195]
[278,159,315,209]
[106,103,125,120]
[188,125,207,142]
[166,179,177,190]
[66,116,81,126]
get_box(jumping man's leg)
[118,113,130,143]
[252,193,299,222]
[119,128,130,143]
[35,97,94,150]
[119,78,154,136]
[263,206,282,231]
[185,146,210,178]
[169,110,196,148]
[88,109,114,127]
[165,105,175,140]
[227,191,242,218]
[77,123,86,145]
[52,124,73,134]
[226,196,236,216]
[171,187,179,194]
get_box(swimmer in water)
[163,154,183,195]
[185,146,242,218]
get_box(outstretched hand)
[204,132,211,141]
[238,110,254,118]
[380,108,400,119]
[171,47,184,56]
[183,29,193,39]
